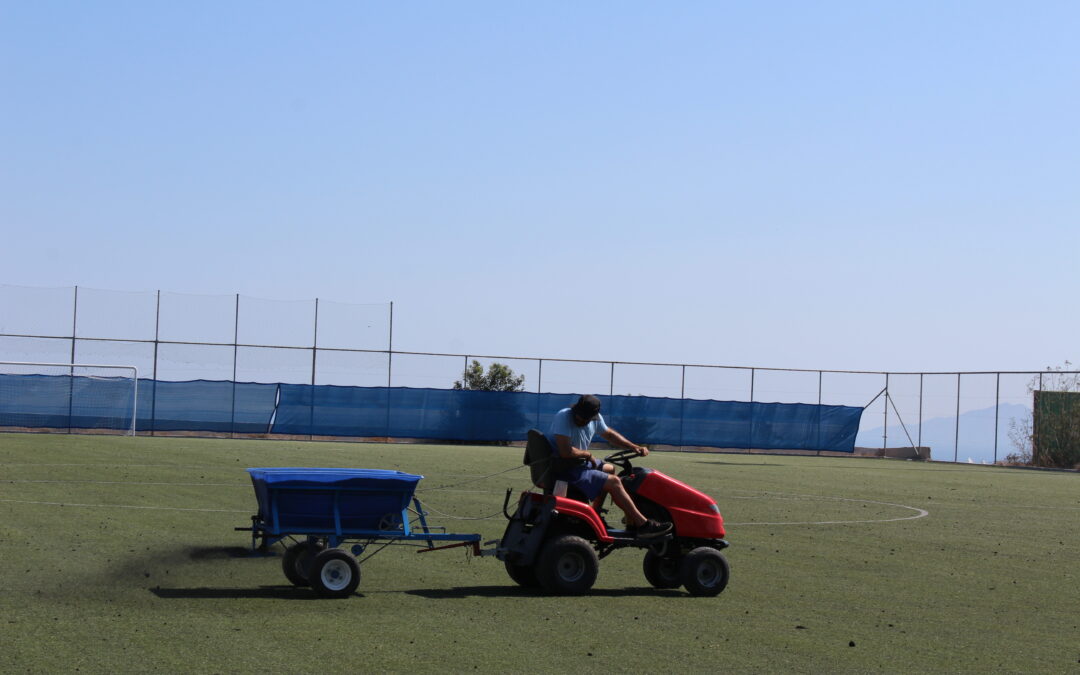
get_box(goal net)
[0,362,138,436]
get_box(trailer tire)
[680,547,729,597]
[504,559,540,588]
[310,549,361,599]
[282,540,323,587]
[535,535,598,595]
[643,550,683,589]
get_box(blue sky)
[3,1,1078,374]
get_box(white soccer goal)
[0,361,138,436]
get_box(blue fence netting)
[0,374,865,451]
[0,373,136,430]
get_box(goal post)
[0,361,139,436]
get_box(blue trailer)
[240,467,483,598]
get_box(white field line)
[0,488,931,525]
[0,499,248,513]
[0,463,231,468]
[723,492,929,526]
[4,479,245,487]
[1,479,491,493]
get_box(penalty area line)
[724,493,930,526]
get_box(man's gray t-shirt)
[546,408,609,455]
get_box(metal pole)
[231,294,239,438]
[748,368,755,454]
[994,372,1000,463]
[385,302,393,439]
[387,302,394,389]
[918,374,923,450]
[309,298,318,440]
[536,359,543,427]
[679,365,686,450]
[816,371,823,454]
[70,285,78,363]
[609,362,615,397]
[954,373,961,463]
[68,285,78,434]
[883,373,889,455]
[151,290,160,436]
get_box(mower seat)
[522,429,590,502]
[523,429,556,490]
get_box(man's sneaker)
[633,519,673,539]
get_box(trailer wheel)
[282,540,323,587]
[535,535,598,595]
[310,549,361,599]
[643,550,683,589]
[504,559,540,588]
[679,547,729,597]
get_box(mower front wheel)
[535,534,599,595]
[680,547,729,597]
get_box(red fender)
[550,495,614,543]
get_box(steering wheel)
[603,449,641,474]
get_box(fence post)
[994,372,1000,463]
[68,285,78,434]
[385,302,393,440]
[310,298,318,440]
[230,294,239,438]
[679,365,686,450]
[918,374,923,450]
[748,368,755,454]
[816,371,822,455]
[151,290,160,436]
[536,359,543,427]
[953,373,961,462]
[883,373,889,455]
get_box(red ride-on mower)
[497,431,730,596]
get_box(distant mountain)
[856,402,1031,464]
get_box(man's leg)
[591,463,616,511]
[602,474,646,527]
[601,474,672,538]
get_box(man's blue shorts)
[559,458,608,501]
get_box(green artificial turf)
[1,433,1077,673]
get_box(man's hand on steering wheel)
[603,445,647,473]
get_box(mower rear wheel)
[643,550,683,589]
[504,559,540,588]
[282,540,324,587]
[535,534,599,595]
[680,547,729,597]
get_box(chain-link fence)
[1,284,1068,463]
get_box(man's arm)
[554,434,594,462]
[601,428,649,456]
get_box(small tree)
[453,360,526,392]
[1007,361,1080,468]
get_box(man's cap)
[571,394,602,420]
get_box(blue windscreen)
[0,375,863,452]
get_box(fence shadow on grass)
[403,585,684,599]
[151,585,326,600]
